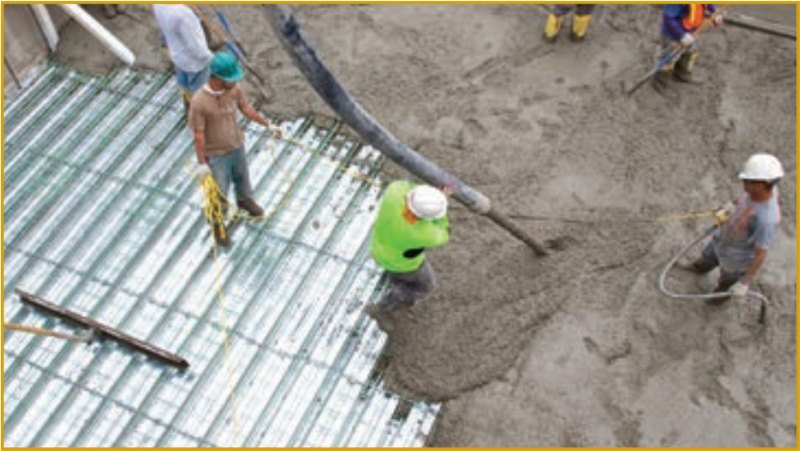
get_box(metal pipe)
[3,55,22,89]
[657,226,768,324]
[262,5,548,256]
[58,4,135,66]
[30,4,59,52]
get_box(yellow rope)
[189,121,388,443]
[653,209,715,223]
[197,172,242,443]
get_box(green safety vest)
[370,180,450,273]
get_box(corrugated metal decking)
[3,63,439,447]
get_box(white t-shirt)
[153,5,212,73]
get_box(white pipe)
[30,5,59,52]
[58,4,135,66]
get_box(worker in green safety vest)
[368,180,451,314]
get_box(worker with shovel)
[687,154,783,304]
[188,51,282,247]
[654,4,723,87]
[366,181,451,320]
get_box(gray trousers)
[553,4,595,16]
[377,260,436,312]
[696,242,745,292]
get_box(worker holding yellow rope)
[189,51,282,247]
[682,154,784,304]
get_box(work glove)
[729,281,749,299]
[712,14,724,27]
[196,163,212,179]
[680,33,695,47]
[713,202,734,226]
[441,183,455,197]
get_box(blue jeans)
[207,148,254,204]
[175,66,209,93]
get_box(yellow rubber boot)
[570,14,592,42]
[543,14,564,42]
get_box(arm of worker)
[705,5,723,26]
[236,88,282,139]
[731,220,776,296]
[662,6,690,42]
[187,102,211,176]
[740,247,768,286]
[193,130,207,163]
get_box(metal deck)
[3,63,438,447]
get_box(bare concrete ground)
[54,4,795,447]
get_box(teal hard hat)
[209,51,243,83]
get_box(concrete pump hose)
[658,225,769,310]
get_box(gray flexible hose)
[658,225,769,320]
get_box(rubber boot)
[237,197,264,218]
[570,14,592,42]
[673,48,698,83]
[543,14,564,43]
[707,273,738,305]
[213,222,231,248]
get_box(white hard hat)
[738,153,784,181]
[407,185,447,220]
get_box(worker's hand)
[196,163,212,179]
[729,281,749,299]
[712,14,724,27]
[713,202,734,226]
[269,125,283,140]
[441,183,455,197]
[680,33,695,47]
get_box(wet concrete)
[51,4,795,447]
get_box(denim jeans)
[206,148,254,204]
[175,66,210,93]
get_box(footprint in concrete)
[545,235,577,251]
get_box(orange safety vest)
[682,4,705,31]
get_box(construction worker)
[367,181,451,316]
[188,51,282,247]
[543,5,595,43]
[688,154,783,304]
[153,5,213,112]
[655,4,722,85]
